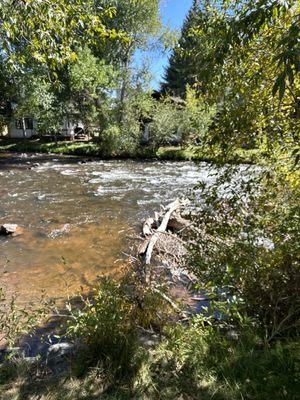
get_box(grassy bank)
[0,138,260,163]
[1,338,298,400]
[0,281,299,400]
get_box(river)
[0,153,220,304]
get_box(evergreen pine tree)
[161,0,203,97]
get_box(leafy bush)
[148,98,182,149]
[180,86,216,147]
[99,125,122,156]
[148,91,215,150]
[67,278,138,374]
[67,277,172,375]
[188,165,300,340]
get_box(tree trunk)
[21,118,27,138]
[118,45,132,124]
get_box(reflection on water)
[0,153,217,303]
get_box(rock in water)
[48,224,71,239]
[0,224,23,236]
[46,342,75,375]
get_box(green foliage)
[67,277,171,375]
[180,86,216,147]
[147,98,182,149]
[69,47,116,132]
[12,73,59,135]
[99,125,122,156]
[0,0,170,153]
[0,0,122,74]
[232,0,300,99]
[135,321,300,400]
[67,279,138,373]
[188,165,300,340]
[161,0,203,97]
[148,91,215,150]
[163,0,299,153]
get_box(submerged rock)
[46,342,75,375]
[48,224,71,238]
[0,224,23,237]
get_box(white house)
[60,118,85,137]
[8,118,37,138]
[8,117,84,139]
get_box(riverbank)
[1,197,298,400]
[0,138,260,164]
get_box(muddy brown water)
[0,153,222,305]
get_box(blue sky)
[136,0,193,89]
[161,0,193,29]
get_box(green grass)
[0,331,298,400]
[1,277,298,400]
[0,139,102,157]
[156,145,260,164]
[0,138,260,163]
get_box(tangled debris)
[135,198,202,318]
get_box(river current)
[0,153,220,304]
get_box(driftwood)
[139,199,181,265]
[135,198,200,320]
[167,213,191,232]
[142,217,155,236]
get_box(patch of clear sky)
[134,0,193,90]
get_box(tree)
[0,0,127,137]
[161,0,204,97]
[10,71,58,137]
[232,0,299,98]
[95,0,162,121]
[0,0,122,78]
[162,0,299,152]
[69,47,116,134]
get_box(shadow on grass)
[1,329,299,400]
[0,138,102,159]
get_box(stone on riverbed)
[46,342,75,375]
[0,224,23,237]
[48,224,71,239]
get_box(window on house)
[15,119,22,129]
[15,118,34,130]
[25,118,33,130]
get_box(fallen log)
[165,213,191,233]
[142,217,155,236]
[143,198,181,265]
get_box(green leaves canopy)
[0,0,122,74]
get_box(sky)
[136,0,193,90]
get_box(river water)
[0,153,220,304]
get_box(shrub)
[67,279,138,374]
[99,125,122,156]
[148,90,215,150]
[0,288,51,347]
[148,98,181,149]
[67,277,172,376]
[188,165,300,340]
[180,86,216,147]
